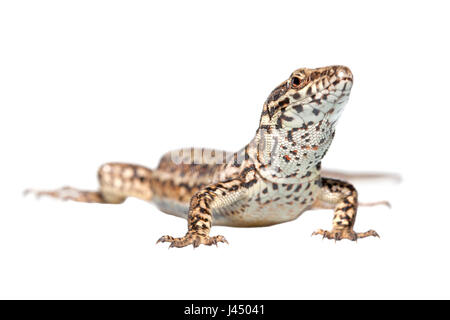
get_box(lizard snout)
[335,66,353,82]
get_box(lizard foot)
[156,233,228,248]
[23,186,106,203]
[24,186,82,201]
[312,228,379,241]
[359,200,391,208]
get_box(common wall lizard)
[27,65,382,248]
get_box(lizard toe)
[156,233,228,248]
[312,228,379,241]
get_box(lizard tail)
[24,163,154,204]
[321,169,402,184]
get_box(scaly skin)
[26,65,381,248]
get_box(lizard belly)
[152,196,189,218]
[212,179,320,227]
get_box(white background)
[0,0,449,299]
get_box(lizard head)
[259,65,353,130]
[256,66,354,177]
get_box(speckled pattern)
[27,66,380,248]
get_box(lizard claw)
[23,188,42,198]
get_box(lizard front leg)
[157,179,244,248]
[312,177,379,241]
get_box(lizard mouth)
[260,66,353,129]
[287,66,353,114]
[277,72,353,129]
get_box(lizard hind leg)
[23,186,120,203]
[25,163,153,204]
[312,178,379,241]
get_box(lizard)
[26,65,383,248]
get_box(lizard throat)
[255,119,335,181]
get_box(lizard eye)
[291,76,302,88]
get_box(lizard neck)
[250,123,334,182]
